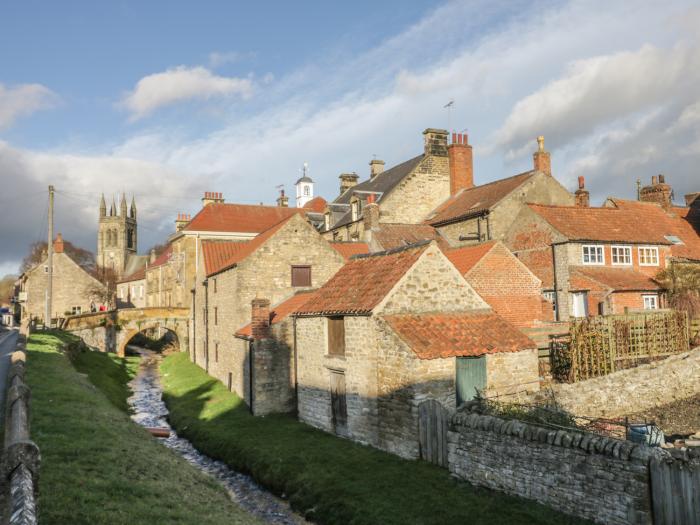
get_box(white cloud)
[0,83,57,129]
[208,51,255,68]
[121,66,254,120]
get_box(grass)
[26,331,260,525]
[161,352,590,525]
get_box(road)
[0,329,19,431]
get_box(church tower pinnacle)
[130,195,137,219]
[120,193,128,217]
[99,194,106,217]
[97,191,138,278]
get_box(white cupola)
[295,162,314,208]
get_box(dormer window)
[611,246,631,265]
[351,198,361,222]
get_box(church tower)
[97,193,137,277]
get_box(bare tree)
[656,263,700,318]
[85,266,119,310]
[21,240,95,273]
[0,275,17,305]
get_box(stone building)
[443,241,552,328]
[116,266,146,308]
[16,234,105,322]
[145,245,175,307]
[292,241,538,459]
[506,179,700,320]
[427,136,575,247]
[97,193,147,278]
[193,213,345,402]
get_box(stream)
[127,347,307,525]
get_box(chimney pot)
[578,176,585,190]
[652,175,658,185]
[658,174,665,184]
[53,233,65,254]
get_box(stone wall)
[250,319,296,416]
[484,349,539,399]
[533,347,700,418]
[448,411,660,525]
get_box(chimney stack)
[369,159,385,178]
[175,213,191,232]
[251,298,271,340]
[533,136,551,176]
[575,176,590,207]
[53,233,64,254]
[276,188,289,207]
[640,175,673,209]
[201,191,225,207]
[423,128,449,157]
[448,132,474,195]
[339,173,359,196]
[363,194,380,236]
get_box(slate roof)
[329,155,424,229]
[202,216,293,277]
[123,254,148,278]
[382,311,536,359]
[372,223,442,251]
[330,242,370,260]
[294,242,429,316]
[183,203,302,234]
[570,266,661,292]
[443,241,497,275]
[427,171,536,225]
[235,290,316,339]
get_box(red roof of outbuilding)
[184,203,302,234]
[443,241,497,275]
[570,266,661,292]
[294,243,429,316]
[329,242,370,260]
[303,196,327,213]
[372,223,442,251]
[235,290,316,339]
[383,311,536,359]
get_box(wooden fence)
[553,310,689,382]
[651,455,700,525]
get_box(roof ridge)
[350,239,431,260]
[458,169,535,194]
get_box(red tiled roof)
[330,242,370,260]
[294,243,429,316]
[303,196,327,213]
[184,202,302,234]
[383,311,536,359]
[428,171,535,225]
[443,241,497,275]
[147,244,173,269]
[203,217,293,276]
[235,290,316,338]
[570,266,661,292]
[373,223,441,251]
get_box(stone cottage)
[443,241,552,328]
[193,212,345,403]
[292,241,537,459]
[116,266,146,308]
[16,234,105,322]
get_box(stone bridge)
[62,307,189,356]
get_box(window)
[638,246,659,266]
[611,246,632,265]
[214,306,218,325]
[643,295,658,310]
[44,265,49,273]
[304,185,310,196]
[327,317,345,357]
[582,245,604,265]
[213,278,217,293]
[131,285,136,297]
[215,342,219,362]
[351,199,360,221]
[139,285,144,298]
[291,265,311,287]
[71,306,82,315]
[324,212,331,231]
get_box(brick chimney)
[533,136,551,176]
[251,298,271,340]
[448,132,473,195]
[53,233,64,254]
[685,192,699,207]
[276,189,289,207]
[363,194,380,232]
[339,173,359,196]
[201,191,225,207]
[423,128,449,157]
[639,175,673,209]
[369,159,385,178]
[574,176,589,207]
[175,213,191,232]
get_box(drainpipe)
[248,341,254,415]
[293,315,299,416]
[190,287,196,364]
[204,279,209,372]
[551,244,560,322]
[485,214,492,241]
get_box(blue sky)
[1,0,699,276]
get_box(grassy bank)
[161,352,587,525]
[26,331,259,525]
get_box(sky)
[1,0,699,277]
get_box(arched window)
[127,229,134,249]
[304,185,310,196]
[106,230,112,246]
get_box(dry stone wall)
[448,411,661,525]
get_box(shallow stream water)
[127,347,307,525]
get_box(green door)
[456,356,486,406]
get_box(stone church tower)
[97,193,137,277]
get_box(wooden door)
[329,371,347,436]
[418,400,448,467]
[456,356,486,406]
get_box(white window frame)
[139,285,144,298]
[638,246,659,266]
[642,294,658,310]
[324,212,331,231]
[611,245,632,266]
[581,244,604,265]
[351,199,360,222]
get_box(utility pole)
[45,185,55,327]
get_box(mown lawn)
[161,352,589,525]
[26,331,260,525]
